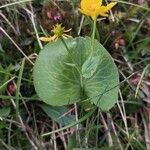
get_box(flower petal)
[40,35,57,42]
[79,8,91,16]
[91,15,97,20]
[99,0,102,6]
[105,2,117,11]
[81,0,91,10]
[49,35,57,41]
[39,37,52,42]
[80,0,117,20]
[63,34,72,38]
[99,12,108,17]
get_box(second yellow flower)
[80,0,117,20]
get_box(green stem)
[0,95,40,100]
[16,58,25,117]
[60,38,80,72]
[96,109,100,148]
[91,19,97,56]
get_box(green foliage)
[0,107,10,118]
[137,38,150,56]
[40,104,75,126]
[33,37,119,111]
[125,97,143,114]
[73,148,100,150]
[0,65,11,94]
[81,56,99,79]
[34,0,49,5]
[0,107,10,130]
[67,134,77,150]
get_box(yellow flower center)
[52,24,65,37]
[39,24,72,43]
[91,4,99,11]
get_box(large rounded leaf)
[33,37,119,111]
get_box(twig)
[118,90,129,137]
[0,138,15,150]
[140,109,150,150]
[74,103,81,145]
[78,16,84,36]
[100,112,113,148]
[0,27,34,65]
[135,64,150,98]
[24,5,43,49]
[112,0,150,11]
[107,113,123,150]
[0,0,33,9]
[0,12,18,34]
[7,91,38,150]
[0,77,15,90]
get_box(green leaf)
[33,37,119,111]
[0,65,11,94]
[0,107,10,118]
[73,148,100,150]
[82,56,99,79]
[39,104,75,126]
[67,134,77,150]
[0,121,7,129]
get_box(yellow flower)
[80,0,117,20]
[40,24,72,42]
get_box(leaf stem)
[60,38,80,73]
[91,19,97,56]
[60,38,84,89]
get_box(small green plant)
[33,0,119,111]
